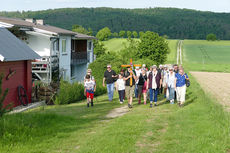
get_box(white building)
[0,16,96,83]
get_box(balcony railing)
[71,52,88,65]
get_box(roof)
[0,28,41,62]
[74,32,96,39]
[0,16,96,39]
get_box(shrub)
[206,33,217,41]
[0,74,11,117]
[55,80,85,105]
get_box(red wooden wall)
[0,60,32,108]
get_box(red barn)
[0,28,40,108]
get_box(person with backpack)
[137,68,148,104]
[166,67,177,104]
[147,65,162,107]
[175,66,189,107]
[124,67,136,108]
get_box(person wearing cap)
[175,66,189,107]
[166,67,176,104]
[147,65,162,107]
[103,64,117,102]
[124,67,136,108]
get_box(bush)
[0,74,11,117]
[206,33,217,41]
[55,80,85,105]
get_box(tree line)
[1,7,230,39]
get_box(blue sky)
[1,0,230,13]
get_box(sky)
[1,0,230,13]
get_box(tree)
[96,27,111,41]
[139,31,144,38]
[112,32,119,38]
[137,31,169,66]
[119,30,126,38]
[132,31,138,38]
[93,40,106,58]
[206,33,217,41]
[72,25,89,35]
[127,31,132,38]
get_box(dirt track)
[190,71,230,111]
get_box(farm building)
[0,16,96,83]
[0,28,40,108]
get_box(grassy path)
[1,75,230,152]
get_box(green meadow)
[183,40,230,72]
[103,38,178,64]
[1,38,230,152]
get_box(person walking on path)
[175,67,189,107]
[103,64,117,102]
[116,74,125,104]
[147,65,162,108]
[166,67,177,104]
[124,67,136,108]
[162,65,169,98]
[135,66,142,99]
[84,75,96,107]
[137,68,148,104]
[158,65,164,95]
[84,69,95,82]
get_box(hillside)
[1,7,230,39]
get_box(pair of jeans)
[107,83,114,101]
[118,90,125,102]
[149,88,159,103]
[168,87,175,101]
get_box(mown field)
[103,38,178,64]
[183,40,230,72]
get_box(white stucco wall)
[26,32,51,57]
[59,35,71,82]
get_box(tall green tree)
[93,40,106,58]
[206,33,217,41]
[127,31,132,38]
[119,31,126,38]
[72,25,89,35]
[112,32,119,38]
[96,27,111,41]
[139,31,144,38]
[137,31,169,65]
[132,31,138,38]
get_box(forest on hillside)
[1,7,230,39]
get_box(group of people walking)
[84,63,190,108]
[103,64,190,108]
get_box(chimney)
[25,18,34,23]
[36,19,44,25]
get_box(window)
[88,41,92,50]
[62,39,67,53]
[53,40,59,51]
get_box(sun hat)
[152,65,157,69]
[107,64,111,68]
